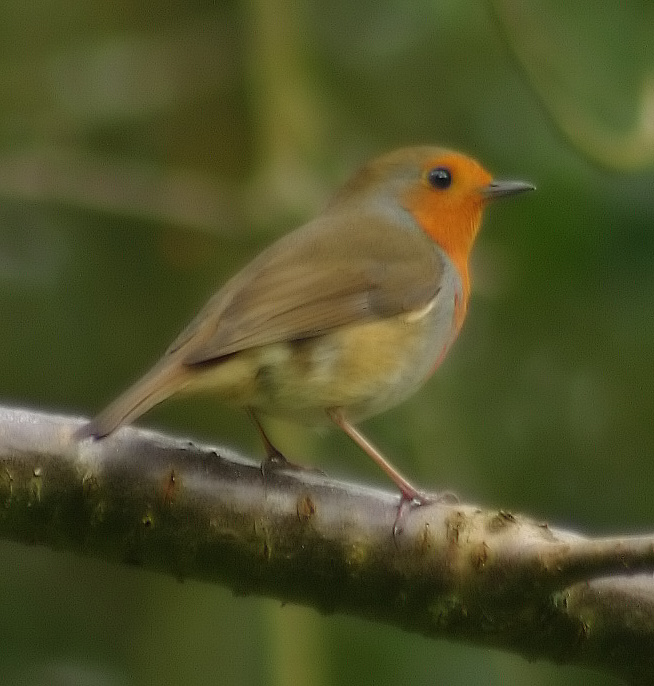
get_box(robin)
[78,146,533,505]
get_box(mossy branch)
[0,405,653,684]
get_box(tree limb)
[0,405,652,684]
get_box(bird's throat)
[407,195,482,305]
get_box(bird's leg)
[327,408,456,537]
[247,408,291,473]
[247,408,320,475]
[327,408,428,504]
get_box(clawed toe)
[392,489,458,539]
[261,450,324,476]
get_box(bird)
[78,146,533,505]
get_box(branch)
[0,405,653,684]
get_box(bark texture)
[0,406,652,684]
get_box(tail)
[76,359,189,440]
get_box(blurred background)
[0,0,652,684]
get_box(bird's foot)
[392,489,458,540]
[260,448,324,477]
[260,447,297,475]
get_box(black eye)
[427,167,452,190]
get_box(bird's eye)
[427,167,452,190]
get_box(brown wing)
[79,210,446,439]
[169,212,446,365]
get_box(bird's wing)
[78,212,450,439]
[167,212,447,365]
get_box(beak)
[480,180,535,200]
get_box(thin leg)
[247,408,287,466]
[327,408,427,505]
[247,408,318,474]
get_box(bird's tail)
[76,359,189,440]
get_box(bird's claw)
[260,451,324,477]
[392,489,458,540]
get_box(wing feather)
[166,211,445,365]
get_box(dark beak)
[480,180,535,199]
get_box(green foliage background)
[0,0,652,684]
